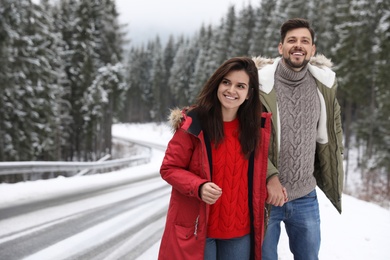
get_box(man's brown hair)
[280,18,315,44]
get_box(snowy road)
[0,173,170,260]
[1,123,390,260]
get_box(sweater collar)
[224,117,239,130]
[276,59,309,84]
[259,57,336,94]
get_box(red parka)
[158,108,272,260]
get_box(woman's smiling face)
[217,70,250,121]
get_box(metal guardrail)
[112,136,167,151]
[0,136,166,177]
[0,154,150,175]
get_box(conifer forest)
[0,0,389,204]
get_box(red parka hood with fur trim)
[158,107,272,260]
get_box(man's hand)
[200,182,222,205]
[266,175,288,206]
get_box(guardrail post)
[74,154,111,177]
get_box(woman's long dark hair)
[194,57,262,158]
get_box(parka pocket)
[175,224,195,240]
[175,215,199,240]
[174,217,202,257]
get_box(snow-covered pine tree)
[149,36,165,121]
[160,35,176,117]
[57,0,124,161]
[189,24,215,104]
[125,46,151,122]
[0,0,65,165]
[167,36,195,107]
[230,3,255,57]
[81,0,126,160]
[214,5,236,65]
[374,0,390,191]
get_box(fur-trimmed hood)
[252,54,333,70]
[167,106,202,136]
[252,54,336,94]
[168,107,184,131]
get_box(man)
[253,18,344,260]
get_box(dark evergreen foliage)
[0,0,125,169]
[121,0,390,202]
[0,0,389,198]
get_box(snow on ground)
[1,123,389,259]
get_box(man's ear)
[278,42,283,55]
[311,44,316,57]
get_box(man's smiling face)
[278,27,316,71]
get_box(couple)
[158,18,344,260]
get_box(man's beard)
[283,56,310,70]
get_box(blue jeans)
[204,234,250,260]
[262,189,321,260]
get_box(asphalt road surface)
[0,175,169,260]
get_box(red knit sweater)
[207,118,250,239]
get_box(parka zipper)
[194,215,199,240]
[332,97,342,203]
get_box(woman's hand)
[200,182,222,205]
[266,176,288,206]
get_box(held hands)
[200,182,222,205]
[266,175,288,207]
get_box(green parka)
[253,55,344,213]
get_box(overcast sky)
[115,0,256,46]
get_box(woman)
[158,57,271,260]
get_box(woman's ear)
[246,88,253,100]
